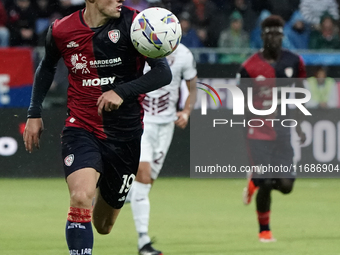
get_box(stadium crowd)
[1,0,340,50]
[1,0,339,109]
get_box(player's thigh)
[62,127,103,176]
[138,122,159,182]
[98,137,141,210]
[272,136,294,166]
[67,167,100,208]
[140,122,158,164]
[150,122,175,180]
[246,139,274,166]
[272,136,295,179]
[61,127,102,207]
[246,139,275,185]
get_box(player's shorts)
[61,127,140,209]
[246,136,296,185]
[140,121,175,180]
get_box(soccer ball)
[130,7,182,58]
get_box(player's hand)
[295,124,306,145]
[175,111,189,129]
[23,118,44,153]
[97,90,123,116]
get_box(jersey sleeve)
[112,57,172,99]
[182,47,197,80]
[27,25,61,118]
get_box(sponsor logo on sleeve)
[67,41,79,48]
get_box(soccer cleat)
[243,178,258,205]
[259,230,277,243]
[138,242,163,255]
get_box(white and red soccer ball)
[130,7,182,58]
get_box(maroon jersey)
[238,49,306,140]
[28,7,171,141]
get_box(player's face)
[262,27,283,51]
[95,0,125,19]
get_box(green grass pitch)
[0,178,339,255]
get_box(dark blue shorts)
[61,127,140,209]
[246,137,296,184]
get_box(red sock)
[67,207,92,223]
[257,210,270,232]
[66,207,93,255]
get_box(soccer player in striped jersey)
[23,0,171,254]
[238,15,306,242]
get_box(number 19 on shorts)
[119,174,135,194]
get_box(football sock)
[138,232,151,249]
[256,182,272,233]
[256,185,271,210]
[130,181,152,249]
[257,210,270,233]
[66,207,93,255]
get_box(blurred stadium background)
[1,0,340,254]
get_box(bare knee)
[280,185,293,194]
[275,179,294,194]
[70,191,94,208]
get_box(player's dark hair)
[261,15,285,30]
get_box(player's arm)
[293,56,307,145]
[24,25,61,153]
[97,57,172,115]
[175,76,197,129]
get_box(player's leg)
[243,139,259,205]
[92,189,121,234]
[272,136,296,195]
[66,168,99,255]
[244,139,276,242]
[272,178,295,194]
[130,122,174,255]
[62,127,103,255]
[93,136,140,237]
[129,123,155,251]
[133,162,153,248]
[256,178,276,242]
[256,136,295,242]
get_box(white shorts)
[140,121,175,179]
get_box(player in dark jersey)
[23,0,171,254]
[238,15,306,242]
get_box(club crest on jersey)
[64,154,74,167]
[108,29,120,43]
[285,67,293,77]
[71,54,90,74]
